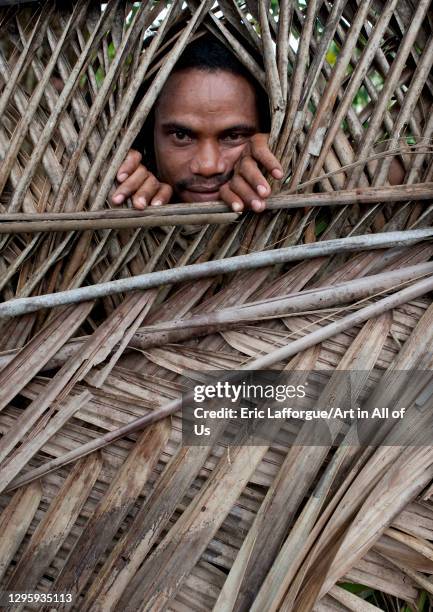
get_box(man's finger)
[238,156,272,198]
[131,174,160,209]
[111,165,149,205]
[116,149,142,182]
[249,134,283,179]
[229,174,266,212]
[219,183,244,213]
[150,183,173,207]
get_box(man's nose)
[190,140,227,176]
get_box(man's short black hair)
[173,34,253,78]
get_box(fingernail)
[152,200,162,207]
[118,173,128,182]
[251,199,264,212]
[272,169,283,179]
[112,194,124,204]
[134,197,146,209]
[232,202,243,213]
[257,184,268,197]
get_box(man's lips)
[185,185,224,193]
[181,185,225,202]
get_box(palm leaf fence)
[1,0,433,610]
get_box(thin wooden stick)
[275,0,318,163]
[258,0,285,147]
[347,0,432,188]
[7,0,119,212]
[305,0,400,189]
[0,228,432,319]
[1,183,432,234]
[1,260,430,371]
[134,260,433,334]
[373,35,433,186]
[0,212,237,233]
[276,0,292,102]
[52,2,159,212]
[288,0,374,189]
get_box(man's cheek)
[166,149,191,177]
[156,157,178,186]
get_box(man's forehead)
[155,67,259,122]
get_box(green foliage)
[326,40,339,67]
[340,582,375,597]
[127,2,142,26]
[314,219,328,238]
[95,65,105,87]
[340,583,431,611]
[108,41,116,60]
[353,85,370,113]
[270,0,279,16]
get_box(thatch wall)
[1,0,433,610]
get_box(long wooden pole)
[1,260,431,370]
[1,183,433,233]
[1,229,432,319]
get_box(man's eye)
[171,130,191,142]
[223,133,246,142]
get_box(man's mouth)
[176,173,233,203]
[181,184,225,202]
[186,185,224,193]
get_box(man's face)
[153,68,260,203]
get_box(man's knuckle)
[240,156,253,171]
[138,166,149,180]
[131,150,142,162]
[230,175,242,190]
[148,175,159,189]
[254,145,269,157]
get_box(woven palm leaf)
[1,0,433,610]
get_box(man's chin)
[180,189,221,203]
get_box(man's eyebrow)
[220,124,257,135]
[161,122,196,135]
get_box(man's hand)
[219,133,283,213]
[111,150,172,209]
[112,137,283,213]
